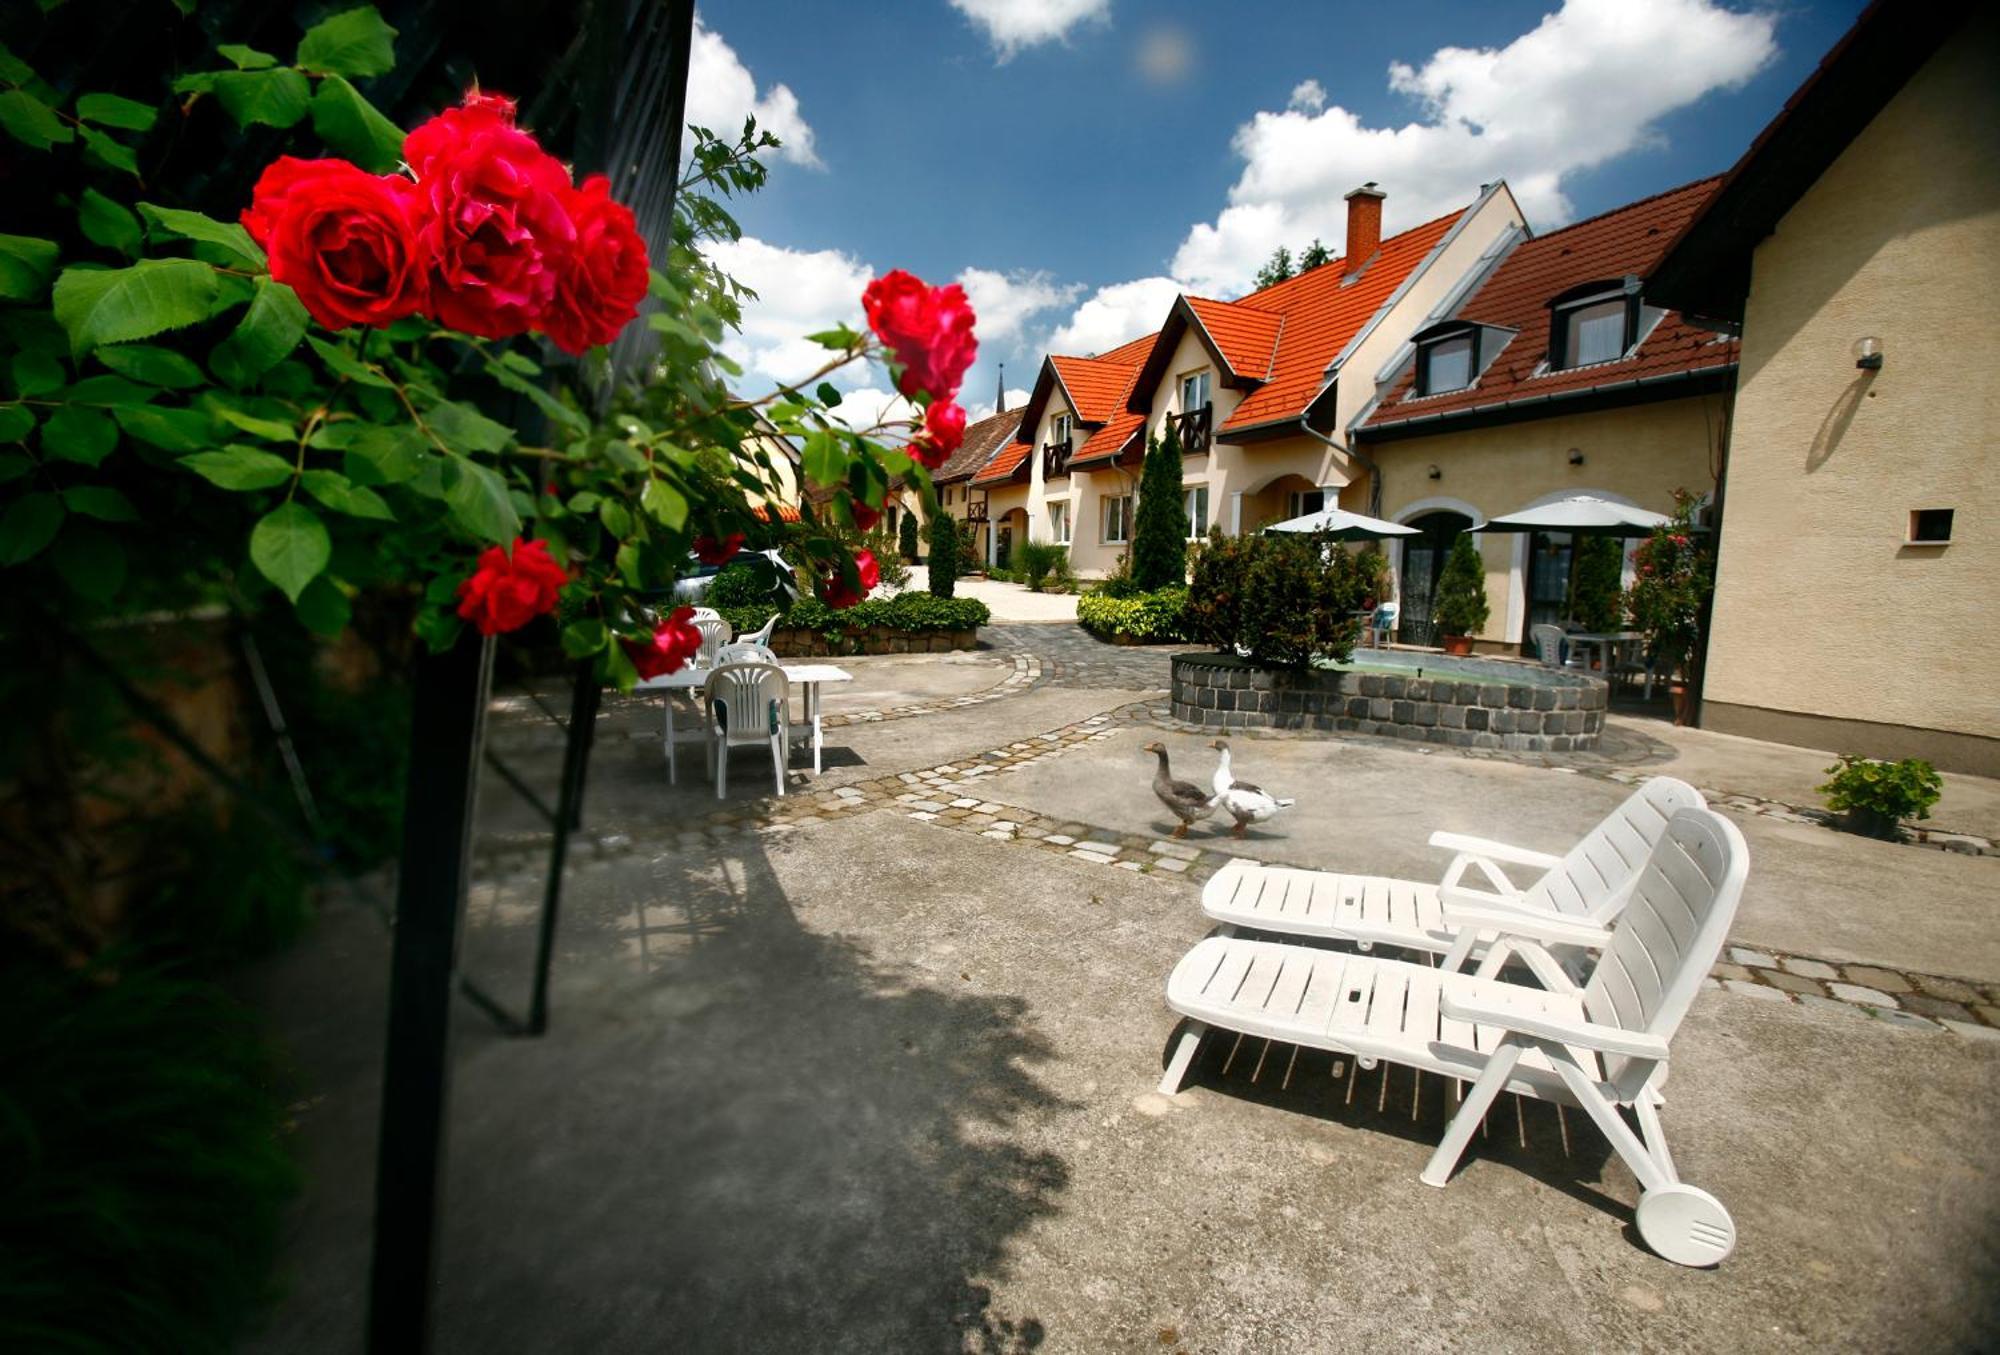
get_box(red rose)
[693,532,745,566]
[862,270,978,402]
[910,398,965,469]
[625,605,702,680]
[855,547,880,592]
[817,549,879,610]
[541,174,650,355]
[850,499,881,532]
[454,537,568,636]
[405,93,575,339]
[241,157,429,331]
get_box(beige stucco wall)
[1700,14,2000,765]
[1356,396,1723,645]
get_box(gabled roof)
[933,407,1021,485]
[1648,0,1977,323]
[972,334,1152,485]
[1360,177,1736,435]
[1121,208,1471,439]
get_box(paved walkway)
[908,568,1079,622]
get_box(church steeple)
[995,363,1005,414]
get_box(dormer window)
[1050,412,1072,446]
[1179,370,1210,413]
[1547,278,1659,371]
[1417,331,1475,395]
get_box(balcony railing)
[967,497,988,522]
[1174,403,1212,455]
[1041,440,1071,479]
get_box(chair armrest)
[1428,831,1562,870]
[1439,992,1670,1061]
[1439,896,1612,950]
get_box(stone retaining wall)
[1169,652,1606,751]
[767,627,979,657]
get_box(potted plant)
[1430,535,1489,656]
[1818,754,1943,841]
[1622,492,1713,724]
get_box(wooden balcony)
[1174,404,1212,455]
[967,497,988,522]
[1041,440,1071,479]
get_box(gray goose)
[1145,742,1216,838]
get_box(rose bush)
[625,605,702,680]
[454,538,568,635]
[242,157,430,329]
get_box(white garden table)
[637,662,852,774]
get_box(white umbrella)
[1473,494,1671,538]
[1264,506,1422,541]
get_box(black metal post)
[366,633,493,1354]
[528,665,601,1032]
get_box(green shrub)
[1819,754,1943,839]
[1132,422,1189,589]
[714,594,989,642]
[927,514,959,599]
[1018,541,1068,592]
[898,511,920,562]
[1572,536,1625,633]
[708,560,785,609]
[1432,534,1490,637]
[1185,529,1367,669]
[1623,491,1713,680]
[0,955,297,1352]
[863,528,911,593]
[1078,586,1190,642]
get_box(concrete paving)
[915,568,1080,623]
[242,624,2000,1352]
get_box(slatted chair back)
[1518,777,1704,924]
[716,642,778,666]
[1530,623,1565,666]
[688,606,721,622]
[693,617,731,668]
[706,662,788,741]
[1582,806,1748,1094]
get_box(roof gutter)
[1296,412,1384,519]
[1357,362,1736,437]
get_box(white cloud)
[949,0,1111,60]
[1136,25,1195,85]
[955,267,1081,344]
[1168,0,1777,296]
[686,17,819,167]
[1046,276,1180,356]
[825,385,919,431]
[702,236,874,392]
[965,389,1033,423]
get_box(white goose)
[1208,738,1294,838]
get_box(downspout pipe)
[1298,413,1384,519]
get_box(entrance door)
[1522,530,1576,641]
[995,525,1013,570]
[1397,511,1472,646]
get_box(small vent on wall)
[1908,508,1954,545]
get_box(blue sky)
[686,0,1867,420]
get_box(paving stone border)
[818,652,1041,730]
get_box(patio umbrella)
[1472,494,1672,537]
[1264,506,1422,541]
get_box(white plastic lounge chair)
[707,661,790,799]
[1201,777,1704,982]
[1162,806,1749,1267]
[737,612,781,648]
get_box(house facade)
[1351,178,1738,649]
[1649,0,1999,774]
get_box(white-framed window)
[1559,296,1628,368]
[1049,411,1072,446]
[1101,494,1133,544]
[1184,485,1209,538]
[1419,333,1474,394]
[1179,369,1210,413]
[1286,488,1326,520]
[1049,501,1071,545]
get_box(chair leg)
[1159,1021,1207,1094]
[1421,1040,1523,1187]
[715,742,727,800]
[664,702,676,785]
[771,735,784,796]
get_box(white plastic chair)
[716,641,778,666]
[1369,601,1399,649]
[1164,806,1750,1266]
[1530,623,1566,667]
[737,612,781,648]
[693,617,731,669]
[688,606,721,622]
[706,662,791,799]
[661,688,713,786]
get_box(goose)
[1144,742,1216,838]
[1208,738,1294,838]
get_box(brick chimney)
[1343,182,1385,280]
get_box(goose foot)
[1171,823,1188,838]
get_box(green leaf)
[300,468,393,520]
[216,44,278,70]
[75,92,158,132]
[114,404,216,452]
[250,502,330,601]
[213,405,295,442]
[78,190,142,257]
[816,382,842,406]
[0,453,31,483]
[444,457,520,543]
[0,234,60,301]
[179,444,293,490]
[40,407,117,466]
[641,476,688,530]
[489,361,588,434]
[61,484,138,522]
[342,424,423,485]
[77,126,139,177]
[94,343,204,389]
[427,400,513,454]
[0,42,38,87]
[60,374,155,406]
[12,352,65,398]
[599,500,632,538]
[51,526,124,600]
[0,492,64,564]
[212,68,310,130]
[305,334,392,387]
[296,6,398,78]
[0,90,72,150]
[51,259,220,355]
[802,429,843,487]
[309,75,404,172]
[806,325,861,350]
[413,608,462,652]
[212,279,310,384]
[0,404,36,443]
[295,574,351,634]
[561,618,608,659]
[137,204,266,269]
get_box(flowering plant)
[0,6,974,689]
[1622,490,1713,681]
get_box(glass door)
[1397,511,1472,646]
[1523,530,1576,641]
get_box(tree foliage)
[1131,420,1187,590]
[898,507,919,561]
[1431,534,1490,637]
[1571,535,1625,632]
[1253,245,1295,290]
[1185,529,1368,670]
[926,512,957,598]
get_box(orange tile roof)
[934,407,1021,484]
[975,335,1153,484]
[1069,410,1145,470]
[1362,178,1736,431]
[1183,297,1283,379]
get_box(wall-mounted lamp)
[1427,464,1441,480]
[1853,336,1883,370]
[1567,448,1585,466]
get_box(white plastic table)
[1566,631,1643,688]
[637,663,852,773]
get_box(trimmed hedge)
[1078,586,1190,643]
[717,593,990,640]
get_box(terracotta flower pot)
[1668,682,1690,725]
[1442,635,1474,656]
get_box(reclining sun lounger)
[1162,805,1748,1267]
[1199,777,1704,983]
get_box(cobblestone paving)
[983,622,1173,692]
